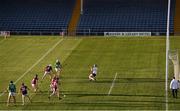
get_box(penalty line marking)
[0,39,64,97]
[108,72,118,96]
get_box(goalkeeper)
[89,64,98,81]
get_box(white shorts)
[52,87,58,94]
[55,68,61,72]
[50,84,53,91]
[44,71,51,75]
[9,92,16,96]
[31,84,36,88]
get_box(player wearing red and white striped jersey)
[48,76,61,100]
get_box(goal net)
[169,50,180,80]
[0,31,10,38]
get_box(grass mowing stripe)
[0,39,64,97]
[28,39,83,101]
[108,72,118,96]
[0,39,5,44]
[1,37,176,110]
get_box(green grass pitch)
[0,36,180,110]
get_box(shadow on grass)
[70,93,164,98]
[25,90,164,98]
[21,100,163,110]
[62,77,165,84]
[96,77,165,83]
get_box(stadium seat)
[0,0,75,34]
[77,0,176,35]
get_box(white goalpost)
[165,0,171,110]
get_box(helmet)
[93,64,97,67]
[49,64,52,66]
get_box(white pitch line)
[29,39,82,98]
[108,72,118,96]
[0,39,64,97]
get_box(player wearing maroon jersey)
[31,74,38,92]
[19,83,31,105]
[42,64,53,80]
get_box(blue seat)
[0,0,75,33]
[77,0,176,35]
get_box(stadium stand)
[0,0,75,35]
[0,0,176,35]
[174,0,180,35]
[77,0,176,35]
[68,0,81,36]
